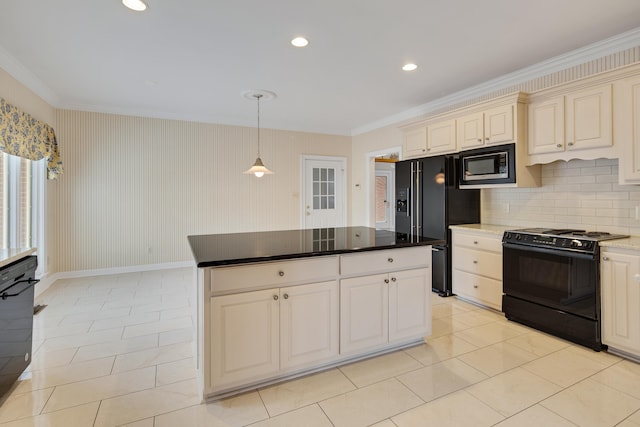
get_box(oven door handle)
[502,242,597,261]
[0,278,40,300]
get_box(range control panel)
[503,231,596,254]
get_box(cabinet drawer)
[340,247,430,277]
[453,269,502,310]
[211,256,338,294]
[453,247,502,280]
[453,232,502,253]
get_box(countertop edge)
[195,240,443,268]
[0,248,36,269]
[449,223,510,235]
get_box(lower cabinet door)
[340,273,389,354]
[601,251,640,355]
[210,289,280,390]
[280,281,339,371]
[389,268,431,342]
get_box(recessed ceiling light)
[122,0,147,11]
[402,63,418,71]
[291,37,309,47]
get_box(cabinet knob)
[477,138,482,142]
[568,142,574,146]
[278,271,285,277]
[283,293,289,299]
[422,149,426,152]
[391,277,397,282]
[473,260,478,264]
[473,240,478,244]
[556,144,563,148]
[602,256,609,261]
[474,285,478,289]
[485,137,489,141]
[273,295,279,301]
[388,258,394,263]
[384,279,390,284]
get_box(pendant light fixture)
[243,92,274,177]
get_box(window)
[0,152,45,274]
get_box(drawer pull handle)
[283,293,289,299]
[273,295,279,301]
[388,258,394,263]
[278,271,285,277]
[391,277,397,282]
[384,279,390,284]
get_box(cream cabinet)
[340,246,432,355]
[210,280,339,391]
[528,85,612,157]
[427,119,457,155]
[403,126,428,158]
[457,105,514,151]
[340,268,431,355]
[403,120,456,159]
[600,248,640,358]
[452,229,503,310]
[615,75,640,184]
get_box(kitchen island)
[188,227,442,400]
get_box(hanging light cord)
[255,93,263,158]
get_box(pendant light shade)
[244,93,274,177]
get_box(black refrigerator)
[395,155,480,296]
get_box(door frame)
[300,155,347,228]
[374,167,394,230]
[365,146,402,227]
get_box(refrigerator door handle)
[431,247,442,252]
[416,161,421,234]
[410,162,415,232]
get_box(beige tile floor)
[1,268,640,426]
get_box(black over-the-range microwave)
[458,143,516,187]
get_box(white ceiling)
[2,1,640,136]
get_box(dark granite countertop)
[188,226,443,267]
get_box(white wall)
[54,110,351,272]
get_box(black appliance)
[502,228,627,351]
[459,143,516,188]
[395,155,480,296]
[0,256,38,399]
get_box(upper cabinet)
[528,84,614,163]
[403,126,428,158]
[401,93,526,160]
[457,105,514,151]
[427,119,456,155]
[615,75,640,184]
[403,119,456,159]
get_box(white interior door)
[302,156,346,229]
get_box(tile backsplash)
[482,158,640,236]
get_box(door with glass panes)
[302,157,346,229]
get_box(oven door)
[502,243,598,320]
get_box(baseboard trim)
[35,260,194,297]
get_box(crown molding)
[0,46,60,106]
[351,26,640,136]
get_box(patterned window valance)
[0,97,63,179]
